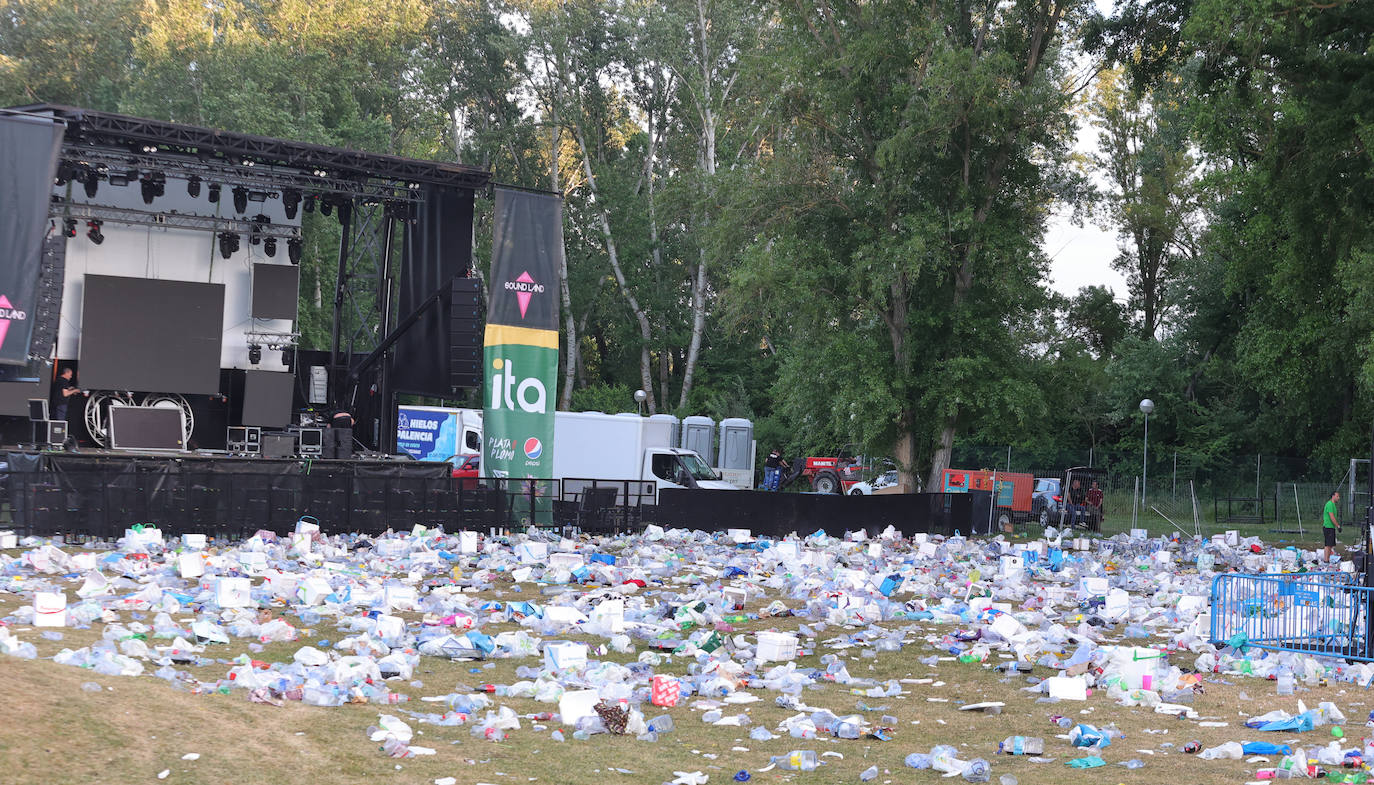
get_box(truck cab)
[647,448,738,492]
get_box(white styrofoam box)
[1073,537,1092,551]
[999,555,1025,577]
[1129,528,1148,540]
[238,552,267,574]
[989,613,1025,641]
[1078,577,1109,598]
[124,526,164,547]
[558,537,578,551]
[849,529,868,541]
[727,528,752,544]
[774,542,801,562]
[1152,551,1173,565]
[1103,588,1130,620]
[297,577,333,606]
[868,542,882,558]
[917,542,938,558]
[911,533,929,545]
[517,542,548,564]
[181,533,208,550]
[0,531,15,549]
[384,586,419,612]
[544,641,589,670]
[1225,530,1240,546]
[295,517,320,536]
[290,532,313,554]
[968,596,994,614]
[216,577,252,608]
[1044,675,1087,700]
[178,553,204,579]
[559,689,601,724]
[458,531,479,554]
[806,550,835,569]
[375,614,404,639]
[591,599,624,632]
[723,588,748,611]
[70,552,97,571]
[34,591,67,627]
[549,553,583,571]
[756,631,799,663]
[543,606,588,625]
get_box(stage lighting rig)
[303,194,316,214]
[62,218,77,238]
[208,182,221,203]
[264,237,277,257]
[282,188,301,219]
[287,237,302,265]
[140,171,166,204]
[86,220,104,245]
[247,344,262,365]
[249,214,269,245]
[232,186,249,214]
[186,175,202,198]
[54,162,75,186]
[107,172,131,187]
[217,231,240,259]
[77,166,99,199]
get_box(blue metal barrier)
[1209,572,1373,661]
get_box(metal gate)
[1209,572,1374,661]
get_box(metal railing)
[1209,572,1374,661]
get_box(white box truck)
[397,408,736,501]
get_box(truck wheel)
[1038,508,1049,527]
[813,472,841,494]
[997,512,1012,533]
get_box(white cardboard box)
[0,530,16,549]
[458,531,479,554]
[297,577,333,606]
[178,553,204,579]
[544,641,589,670]
[181,533,208,550]
[999,555,1025,578]
[34,591,67,627]
[756,631,799,663]
[1044,675,1087,700]
[559,689,601,724]
[215,577,252,608]
[727,528,752,543]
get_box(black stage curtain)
[0,113,63,365]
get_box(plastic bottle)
[1277,667,1296,696]
[997,736,1044,755]
[860,765,878,781]
[647,715,674,734]
[963,759,991,783]
[381,738,413,758]
[769,751,819,771]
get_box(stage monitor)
[251,264,299,320]
[241,370,293,427]
[27,398,47,422]
[108,406,185,451]
[80,275,224,395]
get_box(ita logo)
[523,437,543,460]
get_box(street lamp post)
[1140,398,1155,509]
[634,389,647,416]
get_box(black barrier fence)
[653,489,978,539]
[0,452,980,539]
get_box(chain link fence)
[950,445,1360,539]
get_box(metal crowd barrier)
[1209,572,1374,661]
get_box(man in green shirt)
[1323,490,1341,563]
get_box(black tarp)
[391,186,475,397]
[653,489,977,538]
[0,113,63,365]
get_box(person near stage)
[1323,490,1342,564]
[1067,477,1086,526]
[328,408,354,459]
[51,366,81,422]
[1085,480,1104,528]
[763,448,783,491]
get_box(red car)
[451,454,480,490]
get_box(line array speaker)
[449,277,482,392]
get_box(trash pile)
[3,520,1373,782]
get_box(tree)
[1089,67,1201,340]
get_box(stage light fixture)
[287,237,302,265]
[187,175,202,198]
[232,186,249,214]
[319,197,332,217]
[108,172,131,187]
[312,168,328,178]
[81,168,99,199]
[62,218,77,238]
[139,171,166,204]
[247,344,262,365]
[264,237,277,257]
[248,190,269,203]
[217,231,240,259]
[250,214,269,245]
[141,144,158,154]
[208,182,221,203]
[282,188,301,219]
[303,194,316,214]
[86,220,104,245]
[54,163,75,186]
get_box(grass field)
[0,538,1366,785]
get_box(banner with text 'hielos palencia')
[482,188,562,483]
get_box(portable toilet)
[717,418,755,489]
[680,415,715,465]
[649,413,681,448]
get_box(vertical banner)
[0,113,64,365]
[483,189,563,493]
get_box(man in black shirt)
[1067,478,1086,526]
[51,366,81,422]
[763,448,783,491]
